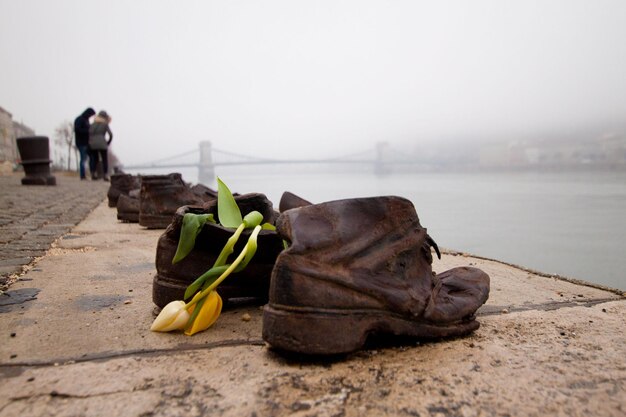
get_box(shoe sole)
[152,274,187,308]
[263,304,479,355]
[117,211,139,223]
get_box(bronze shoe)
[262,196,490,355]
[107,173,140,207]
[152,193,284,309]
[116,190,140,223]
[139,173,213,229]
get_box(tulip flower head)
[184,290,222,336]
[151,300,190,332]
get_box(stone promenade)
[0,173,108,290]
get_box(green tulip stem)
[185,225,262,310]
[214,223,245,267]
[185,294,206,329]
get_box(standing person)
[88,110,113,181]
[73,107,95,180]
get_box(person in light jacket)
[88,110,113,180]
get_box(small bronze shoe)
[139,173,213,229]
[116,190,140,223]
[107,173,140,207]
[262,196,490,355]
[152,193,284,309]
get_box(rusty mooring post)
[16,136,56,185]
[198,141,215,184]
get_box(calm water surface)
[131,166,626,290]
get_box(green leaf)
[172,213,215,264]
[243,211,263,229]
[235,225,261,272]
[184,265,229,300]
[217,177,242,228]
[261,222,276,231]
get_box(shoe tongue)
[279,192,312,212]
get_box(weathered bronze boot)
[107,173,140,207]
[152,193,284,309]
[139,173,213,229]
[116,190,140,223]
[263,196,490,355]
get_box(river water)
[129,166,626,290]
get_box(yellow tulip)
[150,300,191,332]
[184,290,223,336]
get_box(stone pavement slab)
[0,198,624,417]
[0,174,108,289]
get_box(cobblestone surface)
[0,174,108,289]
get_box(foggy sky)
[1,0,625,165]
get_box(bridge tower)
[375,141,391,175]
[198,141,215,184]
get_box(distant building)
[13,120,35,141]
[0,106,17,163]
[597,133,626,167]
[476,135,626,170]
[0,106,35,173]
[478,143,514,168]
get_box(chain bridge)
[122,141,415,183]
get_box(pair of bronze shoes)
[109,173,218,228]
[153,193,490,355]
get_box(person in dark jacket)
[88,110,113,181]
[74,107,96,180]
